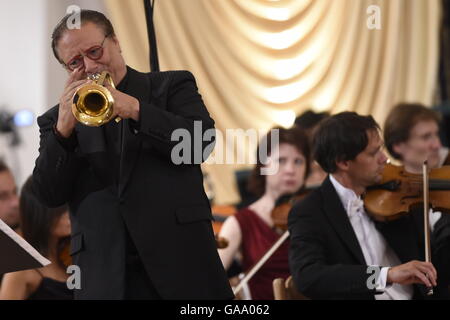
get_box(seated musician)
[0,176,73,300]
[294,110,330,190]
[288,112,450,300]
[384,102,450,293]
[218,126,310,299]
[384,103,449,173]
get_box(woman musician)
[0,176,73,300]
[218,126,311,300]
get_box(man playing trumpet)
[32,9,232,300]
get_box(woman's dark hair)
[0,159,9,173]
[19,176,68,258]
[51,9,116,64]
[247,126,311,197]
[313,112,380,173]
[384,103,441,160]
[295,110,330,131]
[295,110,331,155]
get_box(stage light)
[13,110,34,127]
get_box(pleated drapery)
[105,0,441,204]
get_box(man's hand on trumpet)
[104,83,140,122]
[56,67,91,138]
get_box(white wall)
[0,0,106,187]
[0,0,46,185]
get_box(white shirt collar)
[439,147,449,167]
[329,174,364,218]
[329,176,413,299]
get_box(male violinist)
[383,102,450,296]
[288,112,450,299]
[384,103,449,174]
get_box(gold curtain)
[104,0,441,205]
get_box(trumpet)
[71,71,121,127]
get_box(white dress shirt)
[439,147,449,167]
[330,175,414,300]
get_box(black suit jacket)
[32,67,233,300]
[288,176,450,300]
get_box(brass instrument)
[71,71,121,127]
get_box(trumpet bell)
[71,71,116,127]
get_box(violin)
[271,191,309,232]
[364,163,450,221]
[215,235,229,249]
[233,190,309,296]
[57,236,72,268]
[212,204,237,249]
[364,161,450,296]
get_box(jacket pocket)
[175,205,213,224]
[70,232,85,256]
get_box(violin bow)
[423,160,434,296]
[232,230,290,296]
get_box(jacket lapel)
[321,177,367,264]
[118,67,151,196]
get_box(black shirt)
[103,70,129,185]
[106,70,139,258]
[28,270,73,300]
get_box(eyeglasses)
[63,34,110,71]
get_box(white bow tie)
[348,197,364,218]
